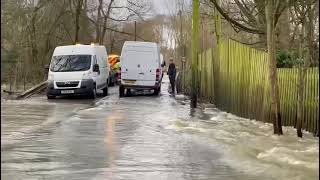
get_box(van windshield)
[50,55,92,72]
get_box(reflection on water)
[104,112,124,180]
[1,77,319,180]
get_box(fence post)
[191,0,199,108]
[182,57,186,94]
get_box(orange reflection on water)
[105,112,125,179]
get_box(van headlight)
[48,74,54,81]
[82,71,92,79]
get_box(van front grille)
[56,81,79,87]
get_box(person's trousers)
[169,77,175,93]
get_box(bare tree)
[87,0,151,45]
[294,0,317,137]
[265,0,283,135]
[72,0,85,43]
[2,0,93,87]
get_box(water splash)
[167,108,319,180]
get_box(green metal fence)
[181,39,319,134]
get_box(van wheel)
[103,85,108,96]
[126,89,132,96]
[119,85,124,97]
[47,95,55,99]
[89,87,96,99]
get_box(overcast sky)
[148,0,191,49]
[151,0,191,15]
[152,0,173,15]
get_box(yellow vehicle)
[108,54,119,68]
[107,54,120,86]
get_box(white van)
[46,44,109,99]
[119,41,165,97]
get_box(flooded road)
[1,76,319,180]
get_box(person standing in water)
[167,57,176,94]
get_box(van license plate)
[61,90,74,94]
[124,80,136,84]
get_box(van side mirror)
[93,64,100,73]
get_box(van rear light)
[156,68,160,81]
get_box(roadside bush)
[276,50,297,68]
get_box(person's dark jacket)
[167,63,176,80]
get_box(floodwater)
[1,76,319,180]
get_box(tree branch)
[106,27,146,41]
[209,0,265,34]
[108,14,135,22]
[127,0,143,9]
[234,0,258,27]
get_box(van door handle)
[139,73,144,75]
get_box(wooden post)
[134,21,137,41]
[23,60,26,91]
[179,10,183,56]
[297,28,304,137]
[14,63,18,91]
[9,68,12,92]
[213,0,221,106]
[191,0,199,108]
[182,57,186,94]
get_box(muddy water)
[1,76,318,180]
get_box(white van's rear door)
[136,51,157,81]
[122,50,157,81]
[121,50,139,80]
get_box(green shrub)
[276,50,297,68]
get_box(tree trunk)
[100,0,115,45]
[74,0,83,43]
[296,31,305,137]
[95,0,102,43]
[255,0,267,49]
[191,0,200,108]
[9,67,13,91]
[13,63,19,90]
[297,0,313,136]
[277,8,290,51]
[30,9,38,65]
[110,34,115,53]
[214,0,221,105]
[29,6,40,81]
[23,62,26,91]
[266,0,283,135]
[306,1,314,68]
